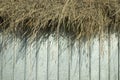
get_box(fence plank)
[25,39,36,80]
[2,35,14,80]
[14,38,27,80]
[0,33,2,80]
[91,38,99,80]
[70,41,79,80]
[100,36,109,80]
[59,36,69,80]
[118,32,120,80]
[110,34,118,80]
[48,35,58,80]
[80,40,89,80]
[37,38,47,80]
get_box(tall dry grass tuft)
[0,0,120,40]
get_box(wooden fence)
[0,32,119,80]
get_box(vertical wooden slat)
[47,38,49,80]
[48,35,58,80]
[14,38,26,80]
[0,33,2,80]
[37,38,47,80]
[31,40,37,80]
[109,0,119,79]
[115,0,120,80]
[57,35,59,80]
[59,36,69,80]
[26,39,36,80]
[91,37,99,80]
[99,35,100,80]
[100,36,109,80]
[110,33,118,80]
[70,41,79,80]
[24,38,27,80]
[79,40,82,80]
[68,38,71,80]
[118,29,120,80]
[35,37,38,80]
[108,27,110,80]
[80,40,89,80]
[2,35,14,80]
[89,39,91,80]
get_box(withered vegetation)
[0,0,120,40]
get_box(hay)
[0,0,120,40]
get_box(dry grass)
[0,0,120,40]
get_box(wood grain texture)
[37,38,47,80]
[48,35,58,80]
[115,2,120,80]
[14,38,25,80]
[80,40,89,80]
[59,36,69,80]
[25,39,36,80]
[0,33,119,80]
[0,33,2,80]
[118,31,120,80]
[91,37,99,80]
[2,35,14,80]
[110,34,118,80]
[100,36,109,80]
[70,41,79,80]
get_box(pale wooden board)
[118,32,120,80]
[100,36,109,80]
[70,41,79,80]
[31,41,37,80]
[91,38,99,80]
[48,35,58,80]
[14,38,26,80]
[2,35,14,80]
[79,40,89,80]
[0,34,2,80]
[59,36,69,80]
[25,39,36,80]
[37,38,47,80]
[110,34,118,80]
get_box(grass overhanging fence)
[0,0,120,41]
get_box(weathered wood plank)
[70,41,79,80]
[0,33,2,80]
[48,35,58,80]
[79,41,82,80]
[25,39,36,80]
[80,40,89,80]
[31,40,37,80]
[59,36,69,80]
[100,36,109,80]
[91,37,99,80]
[37,38,47,80]
[118,33,119,80]
[2,35,14,80]
[110,34,118,80]
[14,38,26,80]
